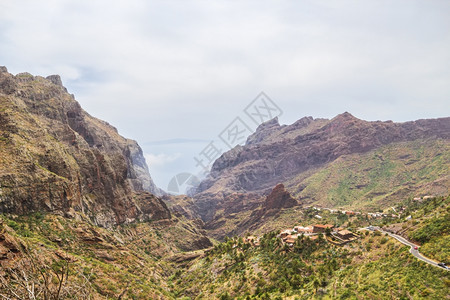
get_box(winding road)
[368,227,448,271]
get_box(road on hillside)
[365,227,448,271]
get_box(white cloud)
[144,153,182,168]
[1,0,449,188]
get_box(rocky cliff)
[0,67,168,227]
[262,183,298,211]
[192,112,450,230]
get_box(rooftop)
[314,224,334,228]
[338,230,353,235]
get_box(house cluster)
[242,197,438,249]
[367,212,399,219]
[310,206,401,220]
[316,207,362,216]
[278,224,358,247]
[241,223,358,248]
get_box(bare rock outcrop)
[263,183,297,210]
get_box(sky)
[1,0,449,192]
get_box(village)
[242,195,436,248]
[242,207,382,248]
[244,223,359,248]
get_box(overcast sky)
[1,0,449,192]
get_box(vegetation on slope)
[0,213,210,299]
[169,230,449,299]
[1,194,449,299]
[403,195,449,263]
[291,140,449,211]
[168,195,450,299]
[198,139,449,241]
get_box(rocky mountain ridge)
[200,112,449,195]
[0,67,166,227]
[191,112,449,238]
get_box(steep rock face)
[263,183,297,210]
[193,112,450,223]
[0,67,168,226]
[126,141,164,196]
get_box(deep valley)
[0,68,449,299]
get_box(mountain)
[0,66,448,299]
[0,67,216,299]
[192,113,449,238]
[0,67,166,227]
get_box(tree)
[0,243,93,300]
[219,291,231,300]
[312,276,321,294]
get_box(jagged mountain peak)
[290,116,315,128]
[333,111,357,120]
[246,117,281,145]
[46,74,63,86]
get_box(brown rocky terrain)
[204,183,300,239]
[191,113,449,239]
[262,183,298,211]
[0,67,167,227]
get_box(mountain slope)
[0,66,214,299]
[191,113,449,238]
[290,139,449,210]
[0,67,166,227]
[169,223,450,299]
[0,211,212,299]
